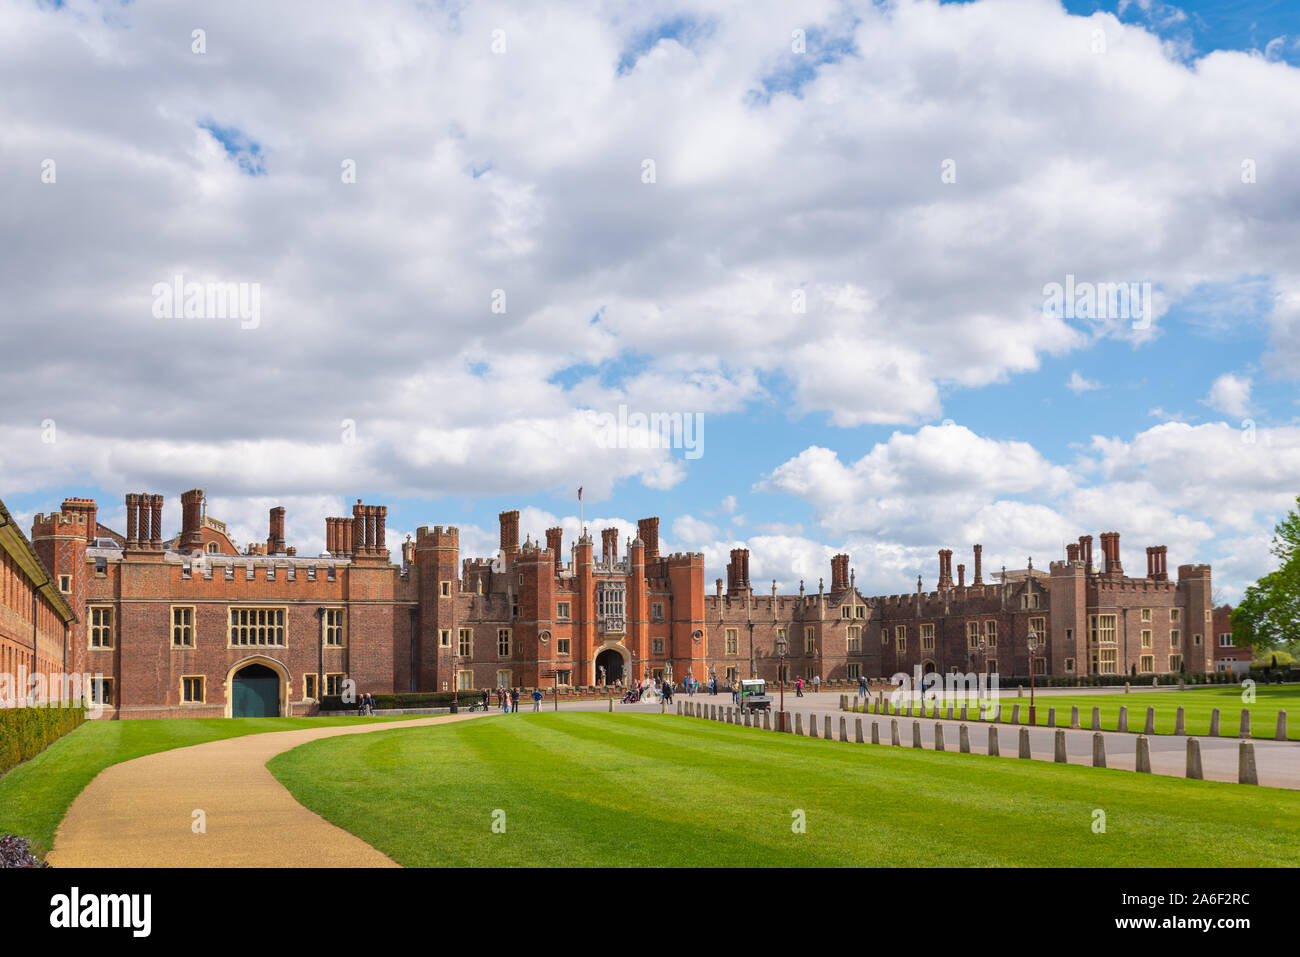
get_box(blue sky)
[2,0,1298,601]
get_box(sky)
[1,0,1298,603]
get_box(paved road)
[647,691,1300,789]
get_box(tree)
[1232,495,1300,651]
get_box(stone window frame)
[1140,629,1152,649]
[556,635,571,656]
[1169,608,1181,623]
[171,605,196,648]
[228,606,288,648]
[440,581,452,597]
[304,673,320,700]
[847,626,862,653]
[1139,654,1155,674]
[323,606,346,647]
[556,601,571,621]
[58,575,71,592]
[652,637,665,655]
[920,623,935,652]
[1169,654,1183,671]
[325,673,346,696]
[90,676,114,706]
[181,675,205,704]
[456,670,473,691]
[497,628,511,658]
[495,669,512,688]
[1141,607,1152,622]
[846,663,861,680]
[439,629,451,648]
[88,605,114,649]
[1098,648,1118,674]
[985,620,998,648]
[458,628,472,657]
[725,628,738,655]
[1064,657,1075,673]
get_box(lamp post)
[776,631,788,732]
[1027,630,1041,725]
[450,648,459,714]
[978,636,987,709]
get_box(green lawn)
[986,686,1300,739]
[268,712,1300,867]
[0,715,416,857]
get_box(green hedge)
[322,689,611,711]
[0,704,87,777]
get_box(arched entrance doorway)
[595,648,624,686]
[921,659,937,675]
[231,663,280,718]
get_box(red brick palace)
[16,489,1215,718]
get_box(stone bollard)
[1092,733,1106,768]
[1091,706,1100,731]
[1175,707,1185,735]
[1276,711,1288,742]
[840,716,848,742]
[1240,709,1251,739]
[1118,706,1128,733]
[1125,681,1130,694]
[988,725,999,756]
[945,704,953,721]
[840,694,846,711]
[1011,704,1021,725]
[992,704,1001,723]
[960,704,968,722]
[1054,729,1067,763]
[1018,727,1030,758]
[1152,676,1158,688]
[744,710,752,727]
[763,709,771,731]
[676,701,682,715]
[1144,707,1155,735]
[1239,741,1258,785]
[1048,707,1056,728]
[906,701,913,718]
[934,723,945,751]
[1186,738,1203,780]
[1136,734,1151,772]
[825,716,832,740]
[809,713,819,738]
[855,717,864,743]
[913,722,923,749]
[1018,684,1024,698]
[1070,706,1080,730]
[609,698,614,712]
[795,712,804,735]
[891,719,900,746]
[1209,709,1220,736]
[872,721,880,745]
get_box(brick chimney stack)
[1100,531,1122,576]
[62,497,98,545]
[830,553,850,593]
[499,510,520,555]
[957,563,965,587]
[972,544,983,585]
[545,527,563,573]
[180,489,204,551]
[601,527,619,565]
[938,549,953,588]
[1078,535,1093,572]
[268,506,286,554]
[636,517,659,561]
[1067,542,1080,563]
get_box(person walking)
[795,676,804,698]
[531,688,543,712]
[510,687,520,713]
[812,673,820,694]
[858,675,867,698]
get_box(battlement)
[31,511,88,536]
[416,525,460,547]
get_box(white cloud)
[1201,373,1253,418]
[1067,371,1102,394]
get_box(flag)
[577,487,583,501]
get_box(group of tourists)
[476,686,547,713]
[355,692,376,715]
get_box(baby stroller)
[621,687,642,704]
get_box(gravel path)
[46,714,483,868]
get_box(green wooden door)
[232,664,280,718]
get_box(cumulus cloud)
[1201,373,1253,418]
[1067,371,1102,394]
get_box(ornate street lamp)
[775,630,788,732]
[1027,630,1042,725]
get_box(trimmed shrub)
[0,704,87,778]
